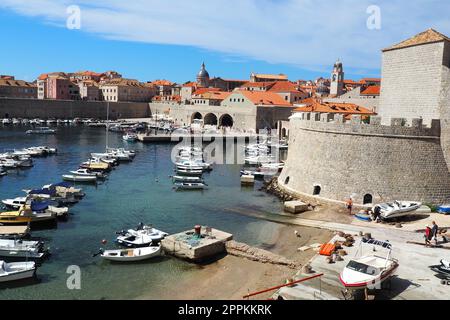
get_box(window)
[313,185,321,195]
[363,194,373,205]
[284,177,290,185]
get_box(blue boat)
[438,205,450,214]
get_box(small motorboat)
[0,260,37,283]
[70,169,107,179]
[0,205,57,226]
[174,182,207,190]
[0,239,48,260]
[80,160,111,171]
[62,174,97,183]
[26,127,56,135]
[340,239,399,291]
[99,246,161,262]
[172,176,204,183]
[176,168,203,176]
[116,224,168,248]
[430,259,450,279]
[122,132,138,142]
[373,201,422,220]
[2,197,27,209]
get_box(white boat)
[174,182,207,190]
[176,168,203,176]
[62,174,97,183]
[340,239,399,291]
[123,132,138,142]
[0,261,36,283]
[2,119,11,125]
[0,167,6,177]
[2,197,27,209]
[0,158,19,169]
[0,239,47,259]
[70,169,107,179]
[100,246,161,262]
[260,162,284,171]
[373,201,422,220]
[116,224,168,248]
[172,176,204,183]
[176,160,212,171]
[26,127,56,135]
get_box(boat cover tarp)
[51,182,73,188]
[28,189,57,197]
[30,201,50,212]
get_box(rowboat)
[0,261,37,283]
[340,239,399,290]
[99,246,161,262]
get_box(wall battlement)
[292,112,441,138]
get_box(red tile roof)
[152,79,174,86]
[192,87,221,95]
[361,85,381,95]
[294,99,376,117]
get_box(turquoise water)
[0,125,283,299]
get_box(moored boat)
[174,182,207,190]
[0,260,37,283]
[26,127,56,135]
[62,174,97,183]
[116,224,168,248]
[99,246,161,262]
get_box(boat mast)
[106,102,109,151]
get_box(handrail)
[243,273,324,299]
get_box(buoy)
[101,239,107,245]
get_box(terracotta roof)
[253,73,288,81]
[361,85,381,96]
[0,79,36,87]
[294,99,376,117]
[241,81,275,89]
[268,81,302,93]
[236,90,292,106]
[360,78,381,83]
[101,78,147,87]
[383,29,450,52]
[192,87,221,95]
[152,79,174,86]
[196,91,231,100]
[182,82,197,88]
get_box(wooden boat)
[62,174,97,183]
[0,261,36,283]
[340,239,399,290]
[373,201,422,220]
[100,246,161,262]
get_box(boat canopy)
[28,189,57,197]
[30,201,50,212]
[361,238,392,249]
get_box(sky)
[1,0,450,84]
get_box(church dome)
[197,63,210,79]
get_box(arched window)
[363,194,373,205]
[313,185,321,195]
[284,177,290,185]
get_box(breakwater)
[0,98,150,120]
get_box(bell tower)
[330,59,344,97]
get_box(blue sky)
[1,0,450,84]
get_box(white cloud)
[1,0,449,73]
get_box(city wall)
[0,98,150,120]
[278,112,450,205]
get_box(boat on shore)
[98,246,161,262]
[373,201,422,220]
[430,259,450,279]
[340,238,399,291]
[0,260,37,283]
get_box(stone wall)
[0,98,150,120]
[439,41,450,170]
[378,42,446,126]
[278,113,450,205]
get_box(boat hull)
[101,247,161,262]
[340,263,398,290]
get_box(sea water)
[0,125,284,299]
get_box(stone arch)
[363,194,373,205]
[204,113,218,126]
[219,114,234,128]
[191,112,203,123]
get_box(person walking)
[424,225,432,247]
[431,221,439,246]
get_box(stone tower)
[330,60,344,97]
[196,62,210,87]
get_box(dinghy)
[116,224,168,247]
[373,201,422,220]
[0,260,36,283]
[340,239,399,291]
[99,246,161,262]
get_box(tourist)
[431,221,439,246]
[346,198,353,215]
[424,225,432,247]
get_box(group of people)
[424,221,448,246]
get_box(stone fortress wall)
[278,112,450,205]
[0,98,150,120]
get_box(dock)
[161,226,233,262]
